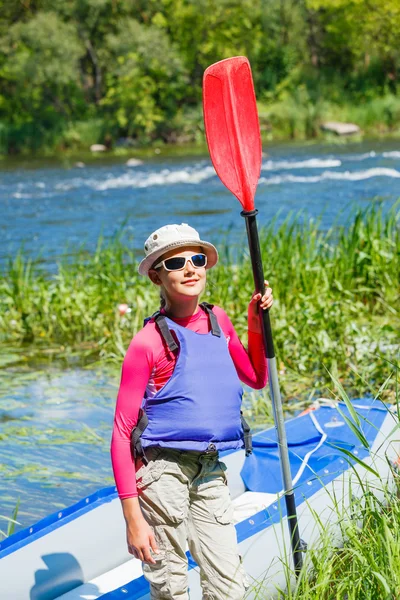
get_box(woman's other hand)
[126,517,160,563]
[122,496,160,563]
[248,280,273,333]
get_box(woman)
[111,223,273,599]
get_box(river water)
[1,140,400,534]
[2,140,400,268]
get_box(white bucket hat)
[138,223,218,276]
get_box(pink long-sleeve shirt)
[110,305,267,499]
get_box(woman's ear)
[148,269,162,286]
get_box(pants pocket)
[138,460,189,526]
[136,451,165,489]
[214,493,235,525]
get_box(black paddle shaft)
[241,209,274,357]
[241,208,304,575]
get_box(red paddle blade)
[203,56,262,212]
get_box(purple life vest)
[140,306,244,452]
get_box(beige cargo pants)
[136,447,248,600]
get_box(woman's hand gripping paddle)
[203,56,304,575]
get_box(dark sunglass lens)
[192,254,207,267]
[164,257,186,270]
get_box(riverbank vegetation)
[280,481,400,599]
[1,204,399,404]
[1,0,400,155]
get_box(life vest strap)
[240,411,253,456]
[153,311,179,353]
[199,302,221,337]
[130,408,149,465]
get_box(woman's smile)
[181,279,200,285]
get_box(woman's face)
[149,245,207,304]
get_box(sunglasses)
[153,253,207,272]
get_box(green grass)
[275,487,400,599]
[1,203,399,404]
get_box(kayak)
[1,397,398,599]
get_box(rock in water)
[320,122,360,136]
[90,144,107,152]
[126,158,143,167]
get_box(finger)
[262,300,273,309]
[260,296,273,308]
[250,293,261,304]
[135,547,145,562]
[128,545,138,559]
[149,534,160,555]
[254,279,271,296]
[142,546,156,564]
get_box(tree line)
[0,0,399,154]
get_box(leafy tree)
[0,11,85,150]
[255,0,307,93]
[144,0,263,101]
[306,0,400,91]
[101,18,188,141]
[0,0,399,153]
[46,0,133,104]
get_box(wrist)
[121,496,144,525]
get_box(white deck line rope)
[275,411,328,498]
[290,411,327,487]
[351,403,388,411]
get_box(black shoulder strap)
[153,312,179,352]
[200,302,221,337]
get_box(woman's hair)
[159,290,166,309]
[149,259,166,309]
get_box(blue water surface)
[0,368,117,533]
[2,140,400,268]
